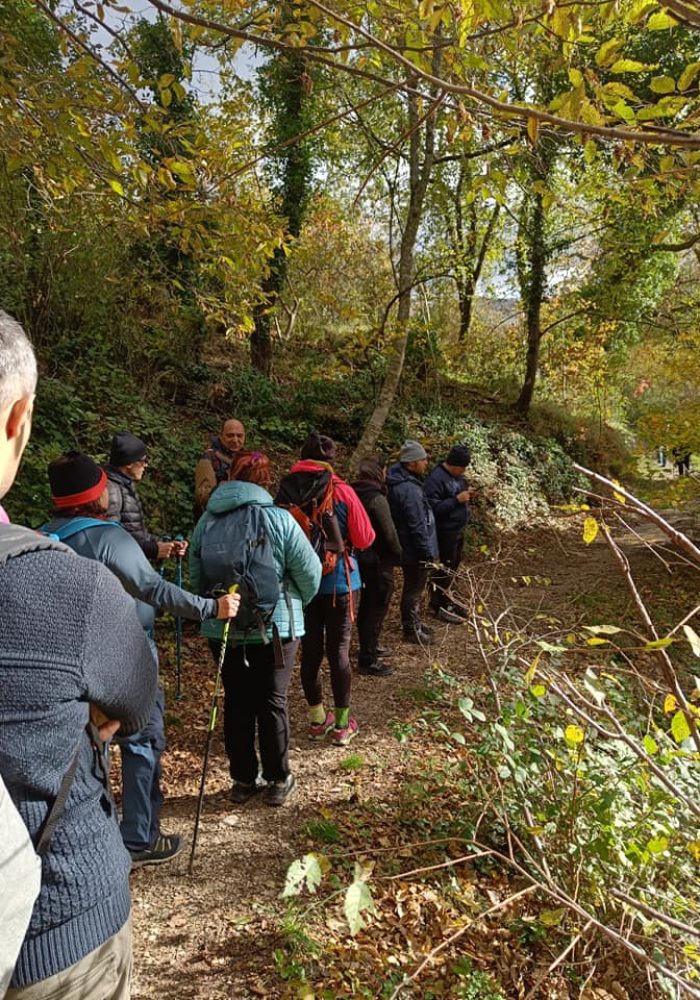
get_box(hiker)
[105,431,186,560]
[43,451,240,867]
[277,431,375,745]
[194,418,246,515]
[190,451,321,806]
[0,310,158,997]
[424,444,474,623]
[672,447,691,477]
[387,439,438,645]
[351,455,402,677]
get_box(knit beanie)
[110,432,147,466]
[300,430,337,463]
[399,439,428,463]
[445,443,471,467]
[48,451,107,509]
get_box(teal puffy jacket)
[189,481,322,643]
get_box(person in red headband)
[43,451,240,868]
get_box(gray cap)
[400,439,428,463]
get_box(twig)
[389,885,537,999]
[523,920,593,1000]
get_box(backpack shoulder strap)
[40,518,122,542]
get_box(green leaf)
[678,62,700,92]
[671,710,691,744]
[647,11,677,30]
[530,684,546,698]
[586,637,609,646]
[160,87,172,108]
[596,38,623,68]
[683,624,700,657]
[650,76,676,94]
[610,59,656,74]
[539,908,566,926]
[646,836,669,854]
[644,637,673,650]
[282,854,322,897]
[643,734,658,755]
[344,880,375,936]
[108,179,125,197]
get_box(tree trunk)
[515,188,546,416]
[250,26,310,375]
[350,49,442,473]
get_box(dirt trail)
[129,502,698,999]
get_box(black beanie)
[110,432,147,466]
[300,430,337,463]
[445,443,471,467]
[48,451,107,508]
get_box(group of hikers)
[0,309,474,998]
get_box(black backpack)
[275,468,345,575]
[198,504,280,639]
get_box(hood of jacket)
[386,462,423,490]
[205,479,273,515]
[351,478,385,508]
[288,458,345,485]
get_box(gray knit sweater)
[0,524,158,987]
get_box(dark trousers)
[357,561,395,667]
[117,686,165,852]
[301,592,354,709]
[430,531,464,610]
[208,638,298,784]
[400,564,430,632]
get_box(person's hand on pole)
[216,589,241,620]
[172,539,188,557]
[157,540,175,559]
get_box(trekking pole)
[188,584,238,875]
[174,534,184,700]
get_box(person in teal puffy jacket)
[190,452,321,807]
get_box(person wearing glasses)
[105,432,186,560]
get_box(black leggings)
[300,592,354,709]
[208,638,298,784]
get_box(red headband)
[52,469,107,508]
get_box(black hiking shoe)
[438,604,468,624]
[403,627,434,646]
[230,781,261,804]
[263,774,296,807]
[129,833,183,869]
[359,661,394,677]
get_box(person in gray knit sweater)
[0,310,157,998]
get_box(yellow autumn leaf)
[664,694,678,713]
[565,724,585,744]
[583,517,599,544]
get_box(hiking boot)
[230,781,261,804]
[332,718,359,746]
[438,604,468,624]
[263,773,296,807]
[359,661,394,677]
[129,833,183,869]
[403,627,434,646]
[308,710,335,741]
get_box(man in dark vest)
[105,432,185,560]
[194,418,246,516]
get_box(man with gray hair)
[0,310,158,998]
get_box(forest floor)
[126,475,700,1000]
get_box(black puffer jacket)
[424,463,471,535]
[351,478,402,567]
[104,466,159,559]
